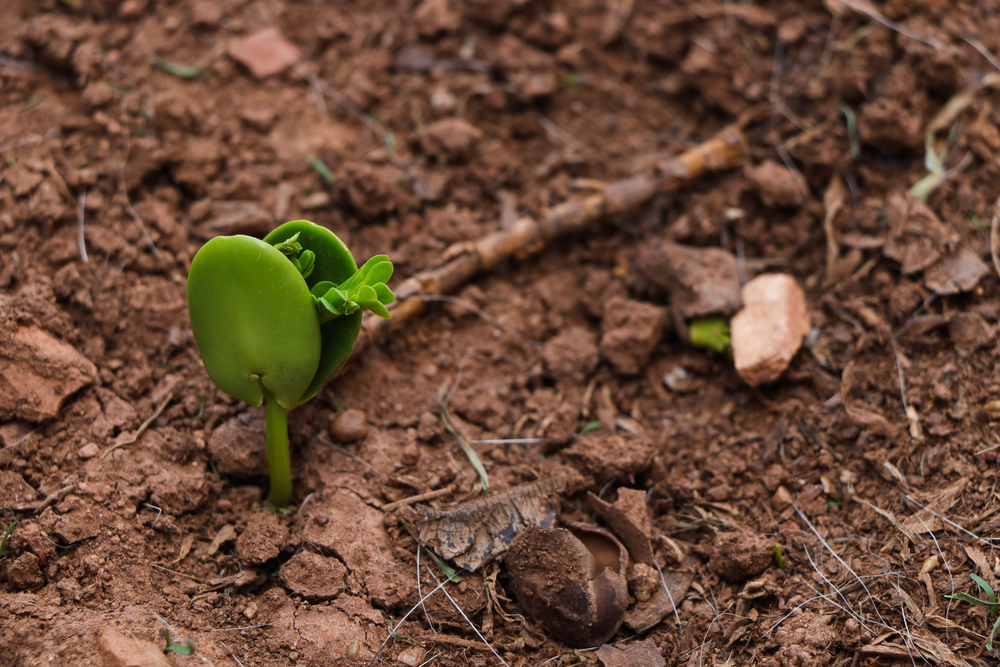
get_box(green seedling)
[187,220,394,507]
[579,420,602,436]
[689,315,732,356]
[774,544,784,570]
[946,574,1000,650]
[0,522,16,558]
[159,629,195,656]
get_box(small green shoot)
[400,519,461,583]
[368,114,396,152]
[100,81,131,94]
[187,220,394,507]
[0,522,16,558]
[6,157,15,168]
[159,629,195,656]
[689,315,732,356]
[557,73,584,89]
[946,574,1000,650]
[18,95,45,111]
[970,208,989,232]
[152,56,205,79]
[580,420,602,436]
[208,459,221,482]
[309,156,334,185]
[837,102,861,161]
[774,544,784,570]
[196,394,206,420]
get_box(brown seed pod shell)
[506,522,628,647]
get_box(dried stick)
[356,128,746,352]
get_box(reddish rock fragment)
[730,274,810,387]
[98,627,176,667]
[542,326,599,381]
[209,410,267,476]
[0,471,36,508]
[0,325,97,422]
[330,409,368,443]
[747,160,808,207]
[600,297,667,375]
[563,433,655,486]
[949,311,995,356]
[708,529,773,582]
[5,553,45,591]
[229,28,300,79]
[638,242,741,321]
[418,118,483,162]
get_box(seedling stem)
[264,387,292,507]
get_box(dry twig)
[356,128,746,353]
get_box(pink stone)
[229,28,300,79]
[730,274,810,387]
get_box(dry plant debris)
[412,474,565,571]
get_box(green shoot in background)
[947,574,1000,650]
[689,315,732,356]
[187,220,394,507]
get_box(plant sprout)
[187,220,394,507]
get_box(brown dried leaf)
[174,534,194,564]
[208,524,237,556]
[415,474,565,571]
[624,554,697,633]
[901,479,965,535]
[595,639,665,667]
[587,488,655,564]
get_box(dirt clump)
[708,529,774,583]
[600,297,668,375]
[236,511,289,565]
[278,550,348,601]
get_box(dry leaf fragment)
[624,554,697,633]
[587,488,655,564]
[901,479,965,535]
[208,524,237,556]
[174,534,195,564]
[415,474,565,571]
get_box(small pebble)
[331,409,368,443]
[77,442,100,459]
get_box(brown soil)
[3,1,1000,666]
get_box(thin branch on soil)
[535,112,588,153]
[142,503,163,529]
[835,0,956,52]
[416,541,435,632]
[209,624,275,632]
[652,559,683,627]
[217,642,244,667]
[118,102,165,262]
[355,127,746,354]
[425,566,510,667]
[382,485,457,512]
[964,34,1000,73]
[100,391,174,459]
[991,195,1000,280]
[365,576,450,667]
[901,494,997,550]
[76,189,88,263]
